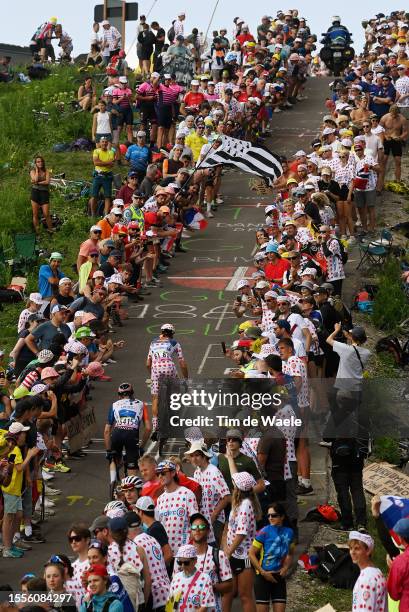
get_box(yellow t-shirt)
[185,133,208,162]
[1,446,23,496]
[93,148,115,173]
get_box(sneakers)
[319,440,332,448]
[53,462,71,473]
[105,358,117,364]
[296,483,314,496]
[13,540,32,551]
[3,547,24,558]
[42,470,54,481]
[21,533,46,544]
[215,195,224,204]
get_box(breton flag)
[379,495,409,546]
[201,136,283,183]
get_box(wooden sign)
[363,462,409,497]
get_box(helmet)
[331,16,341,24]
[112,223,128,235]
[104,499,127,513]
[160,323,175,333]
[128,221,140,230]
[118,382,134,396]
[121,476,143,490]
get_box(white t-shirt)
[332,341,371,391]
[156,486,199,554]
[193,464,230,541]
[286,313,308,348]
[364,134,383,162]
[352,566,387,612]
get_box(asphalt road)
[0,78,329,590]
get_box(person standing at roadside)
[30,156,54,234]
[89,137,115,216]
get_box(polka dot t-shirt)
[352,566,387,612]
[227,498,256,560]
[156,486,199,555]
[134,532,170,608]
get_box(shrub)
[372,258,409,332]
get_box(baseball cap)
[90,224,102,233]
[108,517,128,532]
[29,292,43,305]
[226,428,243,441]
[119,76,128,83]
[136,131,146,138]
[111,207,123,215]
[393,518,409,540]
[75,326,96,340]
[51,304,69,315]
[59,277,72,285]
[237,279,250,289]
[293,211,306,219]
[90,515,109,534]
[265,243,279,254]
[255,280,270,289]
[8,422,30,435]
[41,367,59,380]
[349,326,367,343]
[189,512,210,527]
[294,150,306,157]
[49,252,63,261]
[322,127,335,136]
[109,250,122,258]
[101,20,109,26]
[135,496,155,512]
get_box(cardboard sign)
[66,405,97,452]
[314,605,336,612]
[363,462,409,497]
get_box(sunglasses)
[93,230,102,234]
[190,524,208,531]
[90,254,99,258]
[156,470,172,475]
[114,214,122,217]
[362,124,370,128]
[177,560,193,566]
[68,535,84,543]
[268,513,281,518]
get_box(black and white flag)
[200,136,283,183]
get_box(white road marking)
[197,343,225,374]
[214,302,231,330]
[225,266,248,291]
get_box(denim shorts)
[3,492,22,514]
[91,171,113,198]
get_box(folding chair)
[13,233,38,274]
[356,229,393,270]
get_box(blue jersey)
[253,524,294,571]
[107,398,146,430]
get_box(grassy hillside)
[0,66,110,351]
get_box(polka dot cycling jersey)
[148,337,184,365]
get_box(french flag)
[184,208,208,231]
[380,495,409,546]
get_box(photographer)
[233,280,257,318]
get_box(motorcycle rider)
[321,16,352,47]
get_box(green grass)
[0,66,126,354]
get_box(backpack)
[303,504,340,524]
[312,543,359,589]
[212,546,221,581]
[167,25,175,42]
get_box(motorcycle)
[320,34,355,77]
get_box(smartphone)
[236,295,242,303]
[8,454,16,464]
[221,341,226,355]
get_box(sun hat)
[237,279,250,289]
[135,496,155,512]
[29,292,43,305]
[8,422,30,435]
[37,349,54,364]
[41,367,59,380]
[176,544,197,559]
[184,441,211,457]
[59,277,72,285]
[49,252,63,261]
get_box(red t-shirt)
[184,91,205,108]
[264,258,291,284]
[117,184,135,205]
[141,480,163,504]
[143,212,159,231]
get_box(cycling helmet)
[121,476,143,490]
[118,382,134,396]
[104,500,127,513]
[331,16,341,24]
[160,323,175,333]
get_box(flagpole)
[204,0,221,43]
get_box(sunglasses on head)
[89,539,105,550]
[177,559,193,566]
[191,524,208,531]
[68,535,84,543]
[22,573,36,580]
[48,555,67,566]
